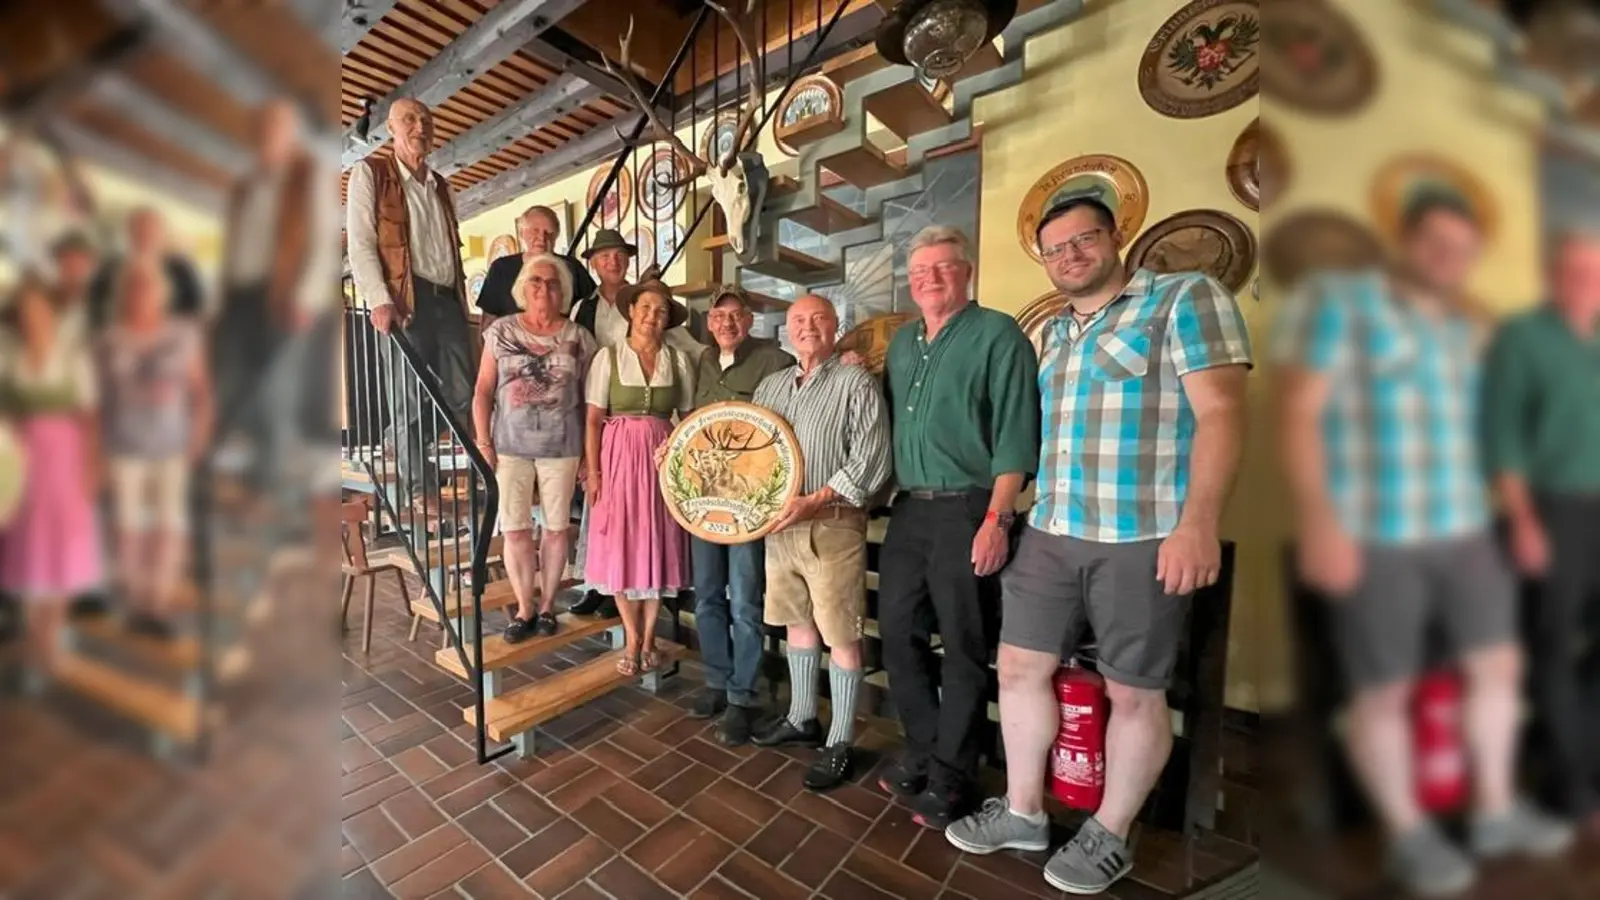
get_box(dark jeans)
[384,279,474,498]
[878,490,1001,790]
[211,283,284,486]
[690,536,765,708]
[1528,492,1600,817]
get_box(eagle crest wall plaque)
[1138,0,1261,119]
[1017,154,1150,263]
[661,402,805,544]
[1261,0,1377,115]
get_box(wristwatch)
[984,509,1015,529]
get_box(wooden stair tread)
[782,194,871,234]
[76,616,201,669]
[863,80,952,142]
[433,612,622,678]
[818,143,907,189]
[55,652,202,742]
[673,282,790,312]
[391,535,506,573]
[410,576,582,621]
[463,643,687,742]
[767,175,802,196]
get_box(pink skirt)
[584,415,688,599]
[0,414,103,600]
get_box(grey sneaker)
[1470,801,1575,860]
[944,798,1050,855]
[1389,823,1476,898]
[1042,816,1133,895]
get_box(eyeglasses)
[908,261,968,280]
[1040,229,1106,260]
[525,277,562,290]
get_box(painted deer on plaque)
[603,0,770,264]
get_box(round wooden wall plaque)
[1016,289,1067,358]
[1017,154,1149,264]
[838,311,919,376]
[488,234,519,263]
[660,402,805,544]
[585,166,634,230]
[1261,0,1377,116]
[1370,154,1498,244]
[1262,209,1384,288]
[1126,209,1257,293]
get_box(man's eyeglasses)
[1039,229,1106,260]
[908,260,968,280]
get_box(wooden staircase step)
[767,174,802,197]
[54,652,203,742]
[433,612,622,679]
[781,193,872,234]
[463,643,687,742]
[819,143,907,188]
[742,246,841,283]
[409,576,582,622]
[676,282,791,312]
[75,616,202,670]
[864,80,952,143]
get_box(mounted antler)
[601,18,709,190]
[706,0,765,169]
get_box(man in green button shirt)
[878,225,1041,829]
[685,287,794,744]
[1483,227,1600,831]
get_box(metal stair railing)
[340,282,501,763]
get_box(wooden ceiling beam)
[430,72,605,177]
[520,36,671,120]
[50,117,226,213]
[102,0,278,106]
[341,0,594,169]
[84,71,252,177]
[454,123,627,219]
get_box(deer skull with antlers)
[603,1,770,263]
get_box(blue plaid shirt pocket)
[1089,326,1153,381]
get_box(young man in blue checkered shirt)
[944,197,1252,895]
[1275,195,1573,897]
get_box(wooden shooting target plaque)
[487,234,519,263]
[660,402,805,544]
[838,311,919,376]
[1017,154,1149,263]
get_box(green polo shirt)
[885,302,1041,491]
[692,337,795,408]
[1483,305,1600,493]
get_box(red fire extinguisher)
[1413,668,1468,814]
[1050,659,1107,810]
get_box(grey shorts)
[1000,526,1189,690]
[1334,532,1516,691]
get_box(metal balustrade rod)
[572,4,712,243]
[661,0,852,272]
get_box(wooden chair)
[340,497,411,653]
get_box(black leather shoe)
[751,716,823,748]
[909,783,973,830]
[878,756,928,797]
[534,612,559,636]
[568,590,605,615]
[596,596,619,618]
[502,616,534,644]
[717,704,759,746]
[690,689,727,720]
[804,744,854,792]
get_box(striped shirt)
[752,356,892,508]
[1270,269,1489,545]
[1031,269,1254,543]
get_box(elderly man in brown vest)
[213,97,332,492]
[346,97,476,501]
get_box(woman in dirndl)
[0,274,103,677]
[583,280,695,675]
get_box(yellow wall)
[459,0,1548,711]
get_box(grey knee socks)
[785,646,820,724]
[826,665,863,747]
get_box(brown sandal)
[639,646,661,672]
[616,653,640,677]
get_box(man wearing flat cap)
[675,286,794,744]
